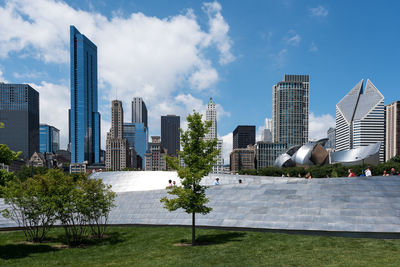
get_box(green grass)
[1,226,400,266]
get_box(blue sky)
[0,0,399,162]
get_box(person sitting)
[348,169,356,177]
[365,167,372,177]
[305,172,312,179]
[390,168,399,176]
[382,170,390,176]
[214,178,220,185]
[238,179,242,184]
[168,179,173,187]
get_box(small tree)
[1,171,58,242]
[160,111,219,245]
[0,144,21,165]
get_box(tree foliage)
[161,111,219,245]
[0,144,21,165]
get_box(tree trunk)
[192,212,195,245]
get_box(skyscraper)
[386,101,400,161]
[132,97,148,128]
[233,125,256,149]
[161,115,180,156]
[272,74,309,146]
[0,83,39,159]
[123,122,147,169]
[69,26,100,164]
[261,118,272,142]
[205,97,223,173]
[336,79,385,162]
[40,124,60,154]
[106,100,129,170]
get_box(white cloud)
[309,112,335,141]
[202,1,235,64]
[220,132,232,164]
[0,0,234,147]
[29,81,69,148]
[309,6,328,17]
[309,41,318,52]
[285,33,301,46]
[0,69,7,82]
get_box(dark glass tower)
[40,124,60,153]
[69,26,100,164]
[0,83,39,159]
[233,125,256,149]
[161,115,180,156]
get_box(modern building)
[230,145,256,173]
[145,136,167,171]
[336,79,385,162]
[161,115,180,156]
[106,100,129,170]
[123,122,148,169]
[261,118,272,142]
[256,142,287,169]
[386,101,400,161]
[205,98,224,173]
[272,74,309,147]
[0,83,39,159]
[233,125,256,149]
[326,127,336,151]
[39,124,60,154]
[132,97,148,128]
[69,25,101,165]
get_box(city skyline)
[1,0,399,164]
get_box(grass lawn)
[0,226,400,266]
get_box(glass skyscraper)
[0,83,39,159]
[123,122,148,169]
[69,26,100,164]
[40,124,60,153]
[161,115,180,156]
[272,74,309,147]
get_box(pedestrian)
[305,172,312,179]
[382,170,389,176]
[390,168,399,176]
[168,179,173,187]
[365,166,372,177]
[214,177,220,185]
[172,181,176,186]
[238,179,242,184]
[348,169,356,177]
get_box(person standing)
[348,169,356,177]
[214,177,220,185]
[365,167,372,177]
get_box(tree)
[160,111,219,245]
[0,144,21,165]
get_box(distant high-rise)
[161,115,180,156]
[123,122,147,169]
[40,124,60,154]
[326,127,336,151]
[205,97,223,173]
[273,74,309,146]
[233,126,256,149]
[0,83,39,159]
[261,118,272,142]
[106,100,129,170]
[336,79,385,162]
[230,145,256,172]
[69,26,100,164]
[386,101,400,161]
[132,97,148,128]
[145,136,167,171]
[206,98,217,140]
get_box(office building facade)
[336,79,385,162]
[272,74,309,146]
[106,100,129,170]
[0,83,39,159]
[161,115,180,156]
[205,98,224,173]
[230,145,256,173]
[145,136,167,171]
[326,127,336,151]
[256,142,287,169]
[386,101,400,161]
[233,125,256,149]
[69,26,100,164]
[123,122,147,169]
[132,97,148,128]
[40,124,60,154]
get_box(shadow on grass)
[0,244,58,260]
[180,232,247,246]
[52,230,126,247]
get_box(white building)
[336,79,385,162]
[261,118,272,142]
[205,98,224,173]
